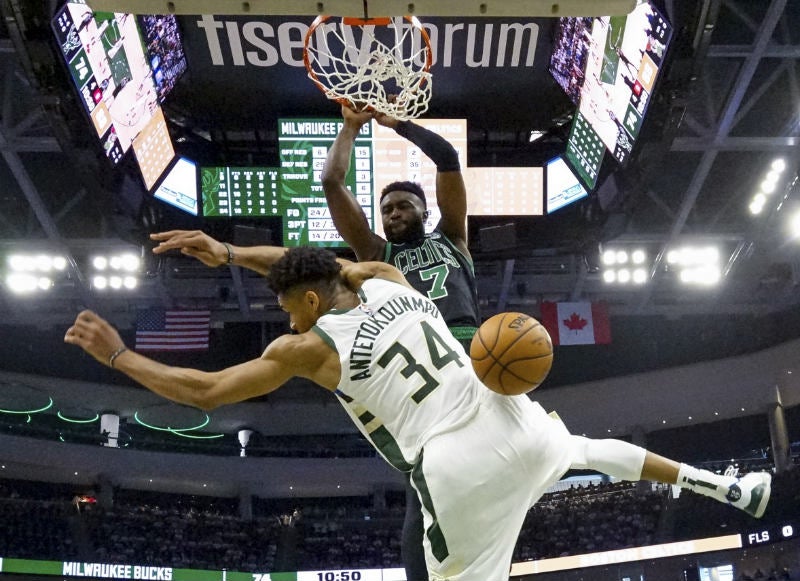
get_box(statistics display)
[462,167,543,216]
[133,107,175,190]
[370,119,468,237]
[276,118,542,246]
[565,111,605,190]
[278,119,373,246]
[51,2,162,164]
[201,167,281,217]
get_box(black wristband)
[394,121,461,172]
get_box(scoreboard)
[277,119,373,247]
[201,167,281,218]
[198,118,543,247]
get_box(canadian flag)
[540,302,611,346]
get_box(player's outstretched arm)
[64,310,324,410]
[321,106,387,262]
[150,230,287,276]
[374,113,469,256]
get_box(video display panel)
[153,157,198,215]
[137,14,187,102]
[549,17,594,105]
[576,2,673,164]
[51,2,161,164]
[545,156,589,213]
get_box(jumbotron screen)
[51,2,162,165]
[276,118,542,247]
[576,1,673,164]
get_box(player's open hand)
[64,310,126,368]
[150,230,227,267]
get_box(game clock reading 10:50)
[297,570,380,581]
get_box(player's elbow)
[182,380,225,411]
[321,164,347,190]
[192,395,220,412]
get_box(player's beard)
[386,218,426,244]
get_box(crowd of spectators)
[0,460,799,576]
[0,479,79,561]
[514,480,666,561]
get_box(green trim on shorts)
[412,449,450,563]
[448,326,478,340]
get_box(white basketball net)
[305,17,433,121]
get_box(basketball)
[470,312,554,395]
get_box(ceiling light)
[631,249,646,264]
[749,199,764,215]
[666,250,680,264]
[603,270,616,283]
[632,268,648,284]
[120,253,140,272]
[771,158,786,172]
[790,210,800,237]
[6,273,41,293]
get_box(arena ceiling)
[0,0,797,332]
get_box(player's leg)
[413,394,574,580]
[569,436,771,518]
[644,450,771,518]
[401,475,429,581]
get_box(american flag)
[135,309,210,351]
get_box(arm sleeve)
[394,121,461,172]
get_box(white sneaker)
[726,472,771,519]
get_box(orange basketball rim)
[303,15,434,120]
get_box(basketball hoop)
[304,15,433,121]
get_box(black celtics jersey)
[383,229,480,331]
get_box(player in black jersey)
[321,105,480,348]
[321,105,480,581]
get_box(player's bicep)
[324,183,386,260]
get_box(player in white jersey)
[65,247,771,581]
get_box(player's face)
[277,288,321,334]
[380,191,426,243]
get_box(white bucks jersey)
[312,278,486,472]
